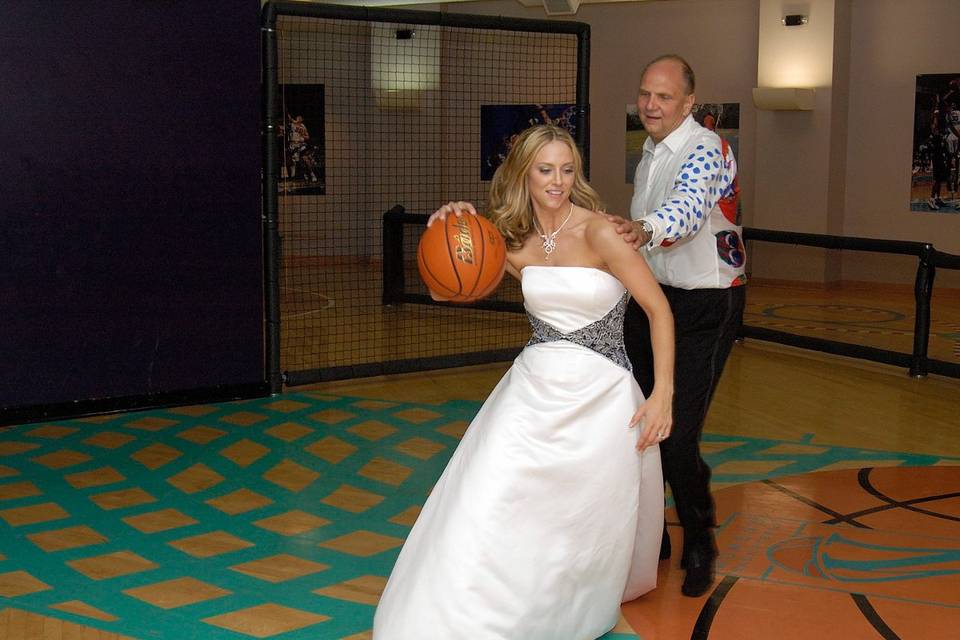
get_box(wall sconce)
[542,0,581,16]
[782,14,808,26]
[371,24,440,109]
[752,86,816,111]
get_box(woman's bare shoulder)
[583,211,622,245]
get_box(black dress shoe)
[659,526,671,560]
[681,544,715,597]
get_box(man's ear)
[683,93,696,117]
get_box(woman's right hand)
[428,201,478,227]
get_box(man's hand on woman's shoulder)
[603,213,645,250]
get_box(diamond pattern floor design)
[0,392,956,639]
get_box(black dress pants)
[624,284,745,547]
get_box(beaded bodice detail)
[526,292,632,371]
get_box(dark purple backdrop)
[0,1,263,410]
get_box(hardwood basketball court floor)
[1,338,958,639]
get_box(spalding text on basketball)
[453,218,475,265]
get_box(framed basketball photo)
[480,103,577,181]
[278,83,326,195]
[911,73,960,213]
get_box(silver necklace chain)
[533,203,575,259]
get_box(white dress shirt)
[630,114,746,289]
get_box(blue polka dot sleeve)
[654,140,728,241]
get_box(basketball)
[417,213,507,303]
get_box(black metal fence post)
[575,24,590,179]
[382,205,406,305]
[261,3,283,394]
[910,244,936,378]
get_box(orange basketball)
[417,213,507,303]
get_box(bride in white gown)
[372,125,675,640]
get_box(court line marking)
[280,285,335,316]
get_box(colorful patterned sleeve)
[651,139,731,244]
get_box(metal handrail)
[382,212,960,378]
[741,228,959,378]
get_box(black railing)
[383,210,960,379]
[741,228,959,378]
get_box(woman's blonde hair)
[487,125,603,251]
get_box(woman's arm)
[586,218,675,450]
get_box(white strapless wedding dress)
[373,266,664,640]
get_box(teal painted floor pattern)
[0,392,956,639]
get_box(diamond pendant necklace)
[533,203,575,260]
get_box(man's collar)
[645,114,696,154]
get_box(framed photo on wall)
[279,83,326,195]
[625,102,740,182]
[480,104,577,181]
[911,74,960,213]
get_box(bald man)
[609,54,746,598]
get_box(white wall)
[842,0,960,286]
[398,0,760,222]
[752,0,843,282]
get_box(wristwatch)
[638,220,654,243]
